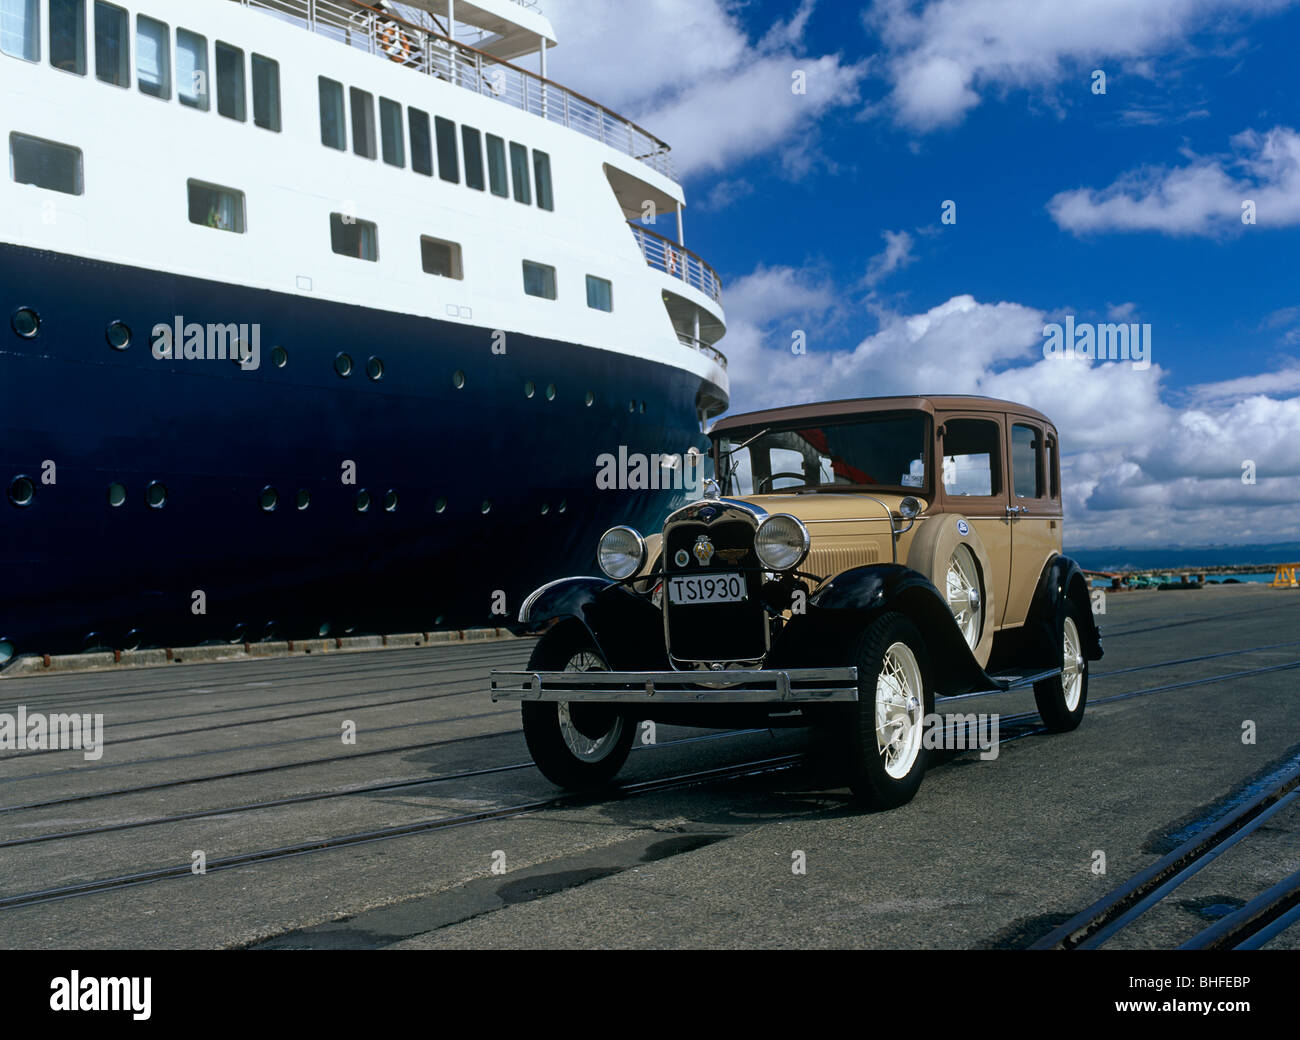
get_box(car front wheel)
[842,612,934,809]
[521,630,635,791]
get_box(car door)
[1003,416,1062,627]
[936,412,1012,631]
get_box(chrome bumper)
[489,667,860,704]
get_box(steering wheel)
[756,471,806,493]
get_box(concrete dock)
[1,583,1297,949]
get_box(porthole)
[123,629,143,651]
[11,308,39,338]
[367,356,384,381]
[0,640,13,666]
[260,486,279,512]
[296,489,310,511]
[106,321,132,350]
[540,503,550,516]
[558,499,567,513]
[435,497,447,514]
[524,380,535,399]
[272,345,288,368]
[585,391,595,407]
[107,482,127,508]
[356,490,371,513]
[146,481,167,509]
[318,622,332,637]
[452,369,466,389]
[335,353,353,377]
[383,489,398,512]
[481,500,491,514]
[639,401,646,414]
[628,400,636,413]
[546,383,557,401]
[8,476,34,508]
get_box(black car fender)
[1022,554,1104,665]
[517,576,668,669]
[774,563,996,696]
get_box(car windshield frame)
[711,410,934,499]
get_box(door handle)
[1005,505,1025,515]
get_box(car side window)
[940,418,1001,497]
[1011,423,1043,499]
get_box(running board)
[987,667,1061,691]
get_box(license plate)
[667,573,747,605]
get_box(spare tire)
[906,513,994,668]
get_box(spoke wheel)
[1033,600,1090,733]
[521,627,636,790]
[841,612,934,809]
[557,650,626,763]
[945,543,983,651]
[875,642,924,779]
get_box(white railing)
[234,0,674,178]
[629,224,723,304]
[677,332,727,369]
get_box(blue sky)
[545,0,1300,548]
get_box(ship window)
[509,142,531,204]
[136,15,169,99]
[318,77,345,150]
[93,1,128,86]
[486,134,507,197]
[214,41,245,121]
[533,150,553,211]
[379,97,403,167]
[1,0,39,62]
[420,236,462,279]
[586,275,613,312]
[461,125,484,190]
[330,213,378,261]
[176,29,208,110]
[49,0,85,75]
[10,133,83,195]
[252,54,280,132]
[522,260,556,300]
[434,116,458,183]
[187,180,246,233]
[408,107,432,176]
[350,87,375,159]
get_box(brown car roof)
[709,394,1055,433]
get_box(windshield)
[714,415,929,496]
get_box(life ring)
[379,22,411,64]
[666,246,678,275]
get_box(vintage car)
[491,395,1103,809]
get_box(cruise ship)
[0,0,729,662]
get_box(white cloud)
[1049,126,1300,235]
[865,0,1297,131]
[863,229,916,287]
[541,0,869,177]
[718,280,1300,546]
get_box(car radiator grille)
[663,520,767,663]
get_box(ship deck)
[1,583,1297,949]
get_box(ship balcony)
[233,0,676,177]
[630,225,723,306]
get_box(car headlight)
[598,526,647,580]
[754,514,810,571]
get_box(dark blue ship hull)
[0,243,720,658]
